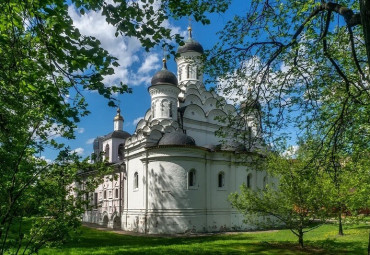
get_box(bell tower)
[114,108,124,131]
[149,58,180,121]
[175,23,204,89]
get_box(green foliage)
[206,0,369,238]
[229,150,330,247]
[0,148,112,254]
[206,0,369,146]
[0,0,230,253]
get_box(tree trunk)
[360,0,370,71]
[298,229,304,248]
[338,210,344,236]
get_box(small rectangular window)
[94,193,98,208]
[134,172,139,189]
[218,172,225,188]
[188,169,196,187]
[247,174,252,188]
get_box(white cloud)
[86,138,95,144]
[76,127,85,134]
[282,145,299,158]
[40,156,53,164]
[68,5,185,88]
[68,5,141,86]
[72,147,85,156]
[34,122,63,139]
[133,117,144,126]
[138,54,161,74]
[216,57,263,105]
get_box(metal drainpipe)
[144,150,149,234]
[119,169,122,227]
[204,151,207,232]
[125,149,129,228]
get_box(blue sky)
[42,1,251,161]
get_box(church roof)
[150,60,178,87]
[158,132,196,146]
[177,39,204,54]
[103,130,131,141]
[221,141,247,152]
[177,26,204,54]
[202,144,219,151]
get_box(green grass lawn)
[39,223,369,255]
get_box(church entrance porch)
[102,215,109,228]
[113,216,121,229]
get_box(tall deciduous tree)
[206,0,369,235]
[0,0,229,253]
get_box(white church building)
[81,27,268,234]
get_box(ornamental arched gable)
[183,104,207,122]
[207,108,227,125]
[183,94,202,107]
[185,88,201,98]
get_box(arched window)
[160,100,165,115]
[247,173,252,188]
[218,172,225,188]
[186,65,190,79]
[94,193,98,208]
[104,144,110,161]
[263,176,268,189]
[169,102,173,117]
[103,190,107,199]
[161,99,170,117]
[118,143,124,160]
[115,188,119,198]
[134,172,139,189]
[152,102,155,118]
[188,169,196,187]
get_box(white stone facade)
[82,32,268,234]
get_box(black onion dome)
[158,132,196,146]
[151,68,178,86]
[103,130,131,140]
[177,39,204,54]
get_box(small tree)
[317,146,370,235]
[0,148,112,254]
[229,149,328,248]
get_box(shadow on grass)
[347,225,370,230]
[306,239,368,255]
[64,228,257,248]
[42,225,369,255]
